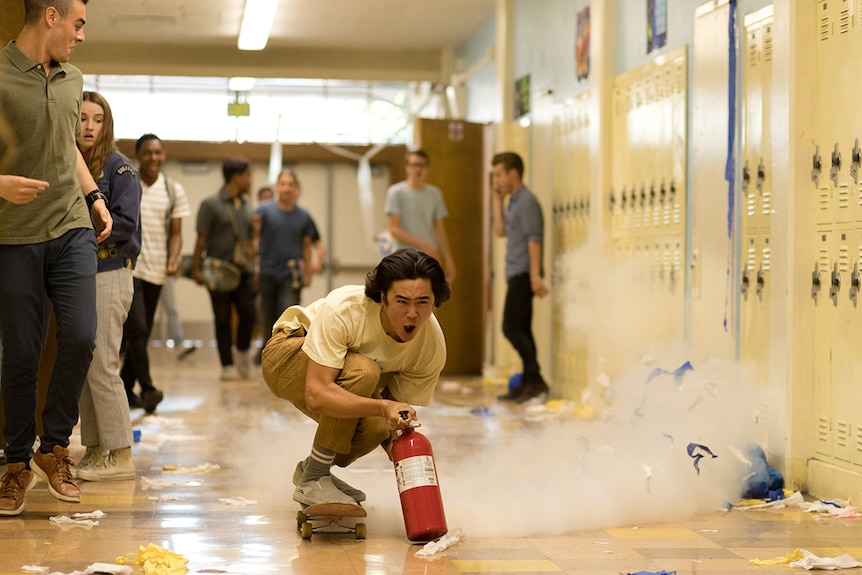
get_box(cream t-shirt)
[272,284,446,405]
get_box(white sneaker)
[236,351,250,379]
[221,366,239,381]
[294,475,356,506]
[77,447,135,482]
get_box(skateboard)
[296,502,367,540]
[178,255,241,292]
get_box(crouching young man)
[261,248,451,505]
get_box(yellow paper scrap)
[116,542,189,574]
[750,548,804,565]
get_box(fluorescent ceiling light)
[229,77,256,92]
[238,0,280,51]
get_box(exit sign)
[228,102,250,117]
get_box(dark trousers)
[0,228,97,463]
[209,272,256,366]
[121,278,162,398]
[502,273,543,384]
[259,274,301,346]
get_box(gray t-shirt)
[383,181,448,250]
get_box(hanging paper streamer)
[686,442,717,475]
[316,142,388,254]
[633,361,694,418]
[268,114,283,185]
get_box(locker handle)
[756,160,766,193]
[742,161,751,190]
[811,264,821,299]
[741,268,750,296]
[851,138,861,184]
[755,268,765,297]
[811,145,822,186]
[830,143,842,186]
[829,263,841,300]
[851,263,861,304]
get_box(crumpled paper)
[750,549,805,565]
[19,563,132,575]
[49,515,99,530]
[116,543,189,575]
[415,529,464,557]
[160,463,220,474]
[789,550,862,570]
[218,497,257,506]
[621,571,677,575]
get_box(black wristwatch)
[85,189,108,210]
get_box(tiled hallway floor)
[1,345,860,574]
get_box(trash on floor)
[732,443,784,499]
[788,549,862,570]
[622,570,677,575]
[415,528,464,557]
[83,563,133,574]
[160,463,221,474]
[218,497,257,506]
[49,515,100,530]
[750,548,805,565]
[116,542,189,575]
[140,476,203,491]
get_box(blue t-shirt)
[255,201,315,278]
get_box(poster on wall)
[647,0,668,53]
[576,7,590,81]
[513,74,530,119]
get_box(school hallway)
[1,345,860,575]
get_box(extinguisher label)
[394,455,438,493]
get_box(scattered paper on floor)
[789,549,862,570]
[116,542,189,575]
[140,477,202,491]
[415,529,464,557]
[218,497,257,506]
[750,548,804,565]
[161,463,220,474]
[49,515,99,530]
[83,563,133,574]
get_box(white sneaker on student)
[236,351,250,379]
[221,366,239,381]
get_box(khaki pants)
[262,330,391,467]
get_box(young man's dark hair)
[404,149,430,165]
[135,133,162,154]
[365,248,451,308]
[24,0,88,24]
[223,157,251,183]
[492,151,525,180]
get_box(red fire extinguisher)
[392,421,448,542]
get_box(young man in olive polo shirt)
[0,0,113,516]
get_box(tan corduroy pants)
[261,329,391,466]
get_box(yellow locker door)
[813,230,834,459]
[830,227,855,463]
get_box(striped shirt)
[133,172,191,285]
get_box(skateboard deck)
[297,502,367,540]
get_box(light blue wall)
[457,0,776,121]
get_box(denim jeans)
[0,228,97,463]
[502,272,542,383]
[259,273,301,346]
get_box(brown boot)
[0,462,37,516]
[31,446,81,503]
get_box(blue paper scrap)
[686,442,717,475]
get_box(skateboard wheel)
[296,510,306,527]
[300,522,313,539]
[355,523,367,540]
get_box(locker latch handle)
[830,143,842,187]
[851,138,861,184]
[811,264,822,299]
[741,268,750,296]
[756,159,766,194]
[742,161,751,191]
[829,262,841,300]
[850,263,860,304]
[755,268,765,297]
[811,145,822,186]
